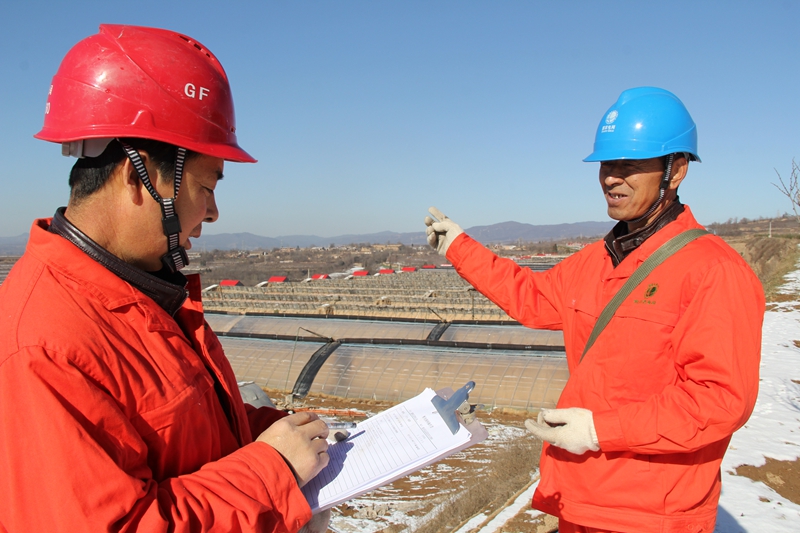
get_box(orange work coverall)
[0,218,310,532]
[445,206,765,532]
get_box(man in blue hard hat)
[425,87,764,532]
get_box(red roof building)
[267,276,287,283]
[421,264,437,269]
[352,270,369,277]
[378,269,395,275]
[401,267,416,273]
[311,274,330,280]
[219,279,243,286]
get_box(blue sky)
[2,1,798,238]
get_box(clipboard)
[302,383,488,512]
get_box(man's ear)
[668,155,688,190]
[119,150,150,206]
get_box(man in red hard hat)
[0,25,329,532]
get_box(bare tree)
[772,158,800,225]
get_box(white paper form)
[302,388,476,512]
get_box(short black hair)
[68,139,198,204]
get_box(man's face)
[176,154,224,252]
[598,157,664,228]
[154,154,224,255]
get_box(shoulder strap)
[579,228,708,363]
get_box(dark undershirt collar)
[604,200,685,267]
[48,207,188,315]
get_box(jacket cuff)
[592,409,627,452]
[236,441,312,531]
[445,232,472,265]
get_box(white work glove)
[298,509,331,533]
[424,207,464,256]
[524,408,600,455]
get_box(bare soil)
[735,457,800,505]
[497,510,558,533]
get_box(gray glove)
[424,207,464,256]
[298,509,331,533]
[524,408,599,455]
[457,400,477,425]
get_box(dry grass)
[289,391,543,533]
[727,235,800,301]
[411,438,541,533]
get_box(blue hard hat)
[584,87,701,163]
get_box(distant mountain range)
[0,234,30,256]
[0,220,614,254]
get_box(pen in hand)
[326,422,357,429]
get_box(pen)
[327,422,357,429]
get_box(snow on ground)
[328,421,531,533]
[459,477,540,533]
[715,261,800,532]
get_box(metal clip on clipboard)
[431,381,475,435]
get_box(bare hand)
[256,412,330,487]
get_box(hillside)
[707,216,800,301]
[0,219,615,255]
[3,216,799,299]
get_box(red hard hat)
[35,24,255,163]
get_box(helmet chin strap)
[120,141,189,273]
[625,153,674,227]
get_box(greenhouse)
[210,313,568,413]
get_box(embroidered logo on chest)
[634,283,659,305]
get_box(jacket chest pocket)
[604,302,681,402]
[128,369,221,478]
[129,367,215,437]
[569,291,682,403]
